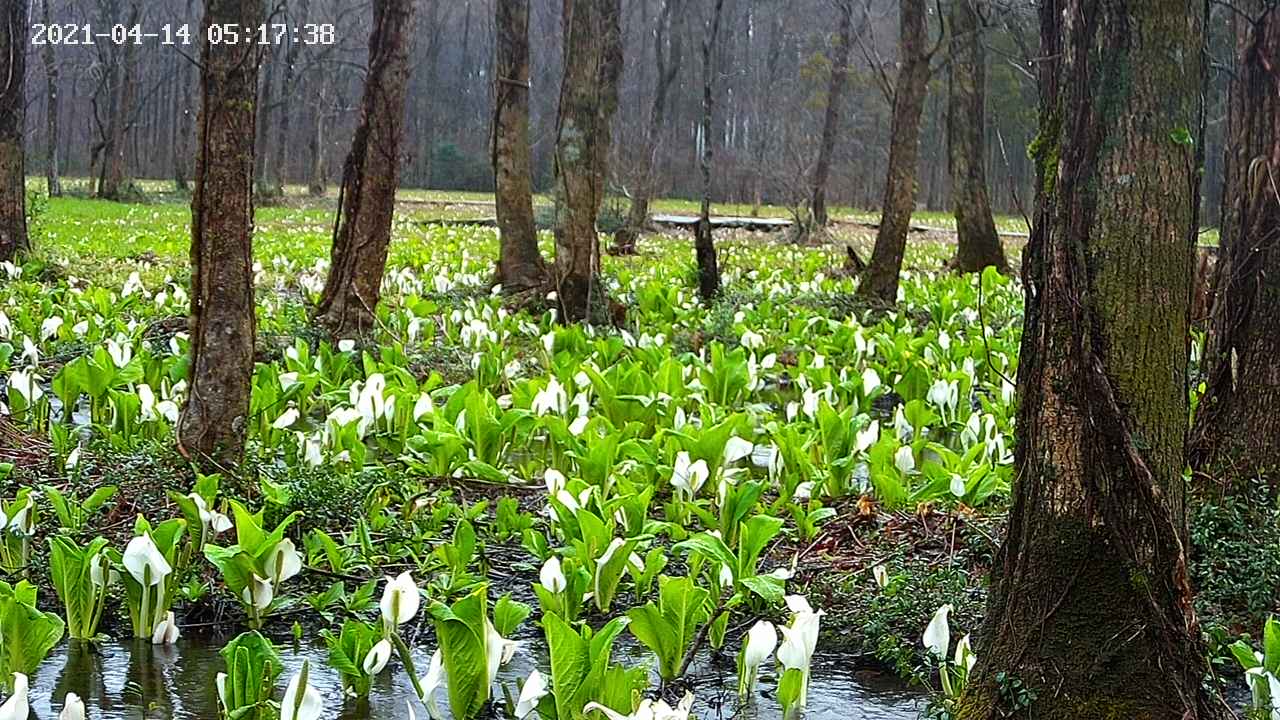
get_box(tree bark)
[42,0,62,198]
[270,0,309,197]
[314,0,415,337]
[1188,2,1280,490]
[254,48,276,196]
[857,0,931,304]
[552,0,624,322]
[611,0,683,255]
[946,0,1007,274]
[0,0,29,262]
[178,0,264,472]
[956,2,1220,719]
[492,0,546,292]
[694,0,724,301]
[811,0,854,228]
[173,0,197,192]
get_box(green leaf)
[430,587,491,719]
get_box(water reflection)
[28,636,922,720]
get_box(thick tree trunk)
[857,0,930,304]
[178,0,264,472]
[946,0,1007,274]
[42,0,62,198]
[0,0,29,262]
[314,0,415,337]
[612,0,683,255]
[100,2,141,201]
[552,0,624,322]
[956,3,1220,719]
[694,0,724,301]
[1188,3,1280,489]
[811,0,853,228]
[492,0,546,292]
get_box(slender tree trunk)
[811,0,853,228]
[492,0,546,292]
[42,0,62,198]
[0,0,29,262]
[255,48,276,196]
[1188,2,1280,489]
[857,0,931,304]
[178,0,265,472]
[694,0,724,301]
[946,0,1007,274]
[308,83,327,197]
[611,0,683,255]
[956,3,1219,719]
[271,0,308,197]
[174,0,197,192]
[100,2,141,201]
[552,0,625,323]
[314,0,416,337]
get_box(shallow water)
[27,636,923,719]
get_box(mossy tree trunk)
[946,0,1007,274]
[552,0,624,322]
[857,0,932,304]
[811,0,854,228]
[1188,1,1280,491]
[178,0,265,472]
[493,0,546,292]
[956,3,1221,719]
[693,0,724,302]
[315,0,416,337]
[611,0,683,255]
[0,0,29,263]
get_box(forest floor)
[5,185,1264,703]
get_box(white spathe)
[380,571,421,626]
[0,673,29,720]
[122,533,173,586]
[923,604,952,659]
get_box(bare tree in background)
[493,0,546,292]
[1189,0,1280,491]
[315,0,416,336]
[97,1,143,200]
[857,0,936,304]
[179,0,265,471]
[552,0,625,322]
[946,0,1007,273]
[42,0,63,197]
[811,0,855,228]
[0,0,30,262]
[694,0,725,300]
[611,0,683,255]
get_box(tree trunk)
[254,48,276,196]
[314,0,415,337]
[178,0,265,472]
[811,0,853,228]
[492,0,546,292]
[857,0,931,304]
[946,0,1007,274]
[552,0,624,323]
[956,3,1219,719]
[694,0,724,301]
[270,0,308,197]
[612,0,683,255]
[42,0,62,198]
[0,0,29,262]
[308,83,327,197]
[174,0,197,193]
[100,2,141,201]
[1188,2,1280,490]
